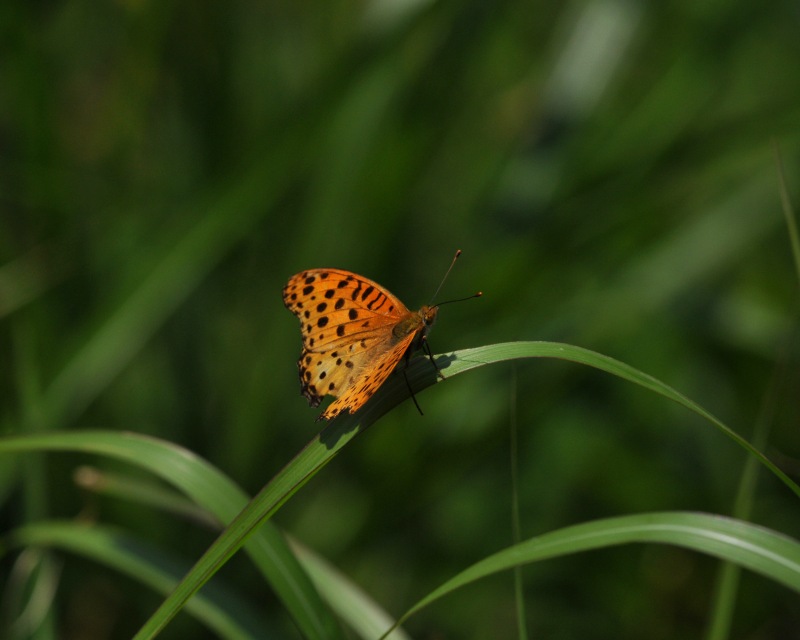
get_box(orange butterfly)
[283,252,479,421]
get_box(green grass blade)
[700,142,800,640]
[130,338,796,639]
[386,512,800,637]
[77,465,410,640]
[8,339,793,638]
[0,547,60,640]
[508,367,528,640]
[5,521,273,640]
[72,466,218,528]
[128,413,369,639]
[773,140,800,284]
[287,539,412,640]
[423,342,800,499]
[0,431,342,640]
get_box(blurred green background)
[2,0,800,638]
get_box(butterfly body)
[393,305,437,340]
[283,269,439,421]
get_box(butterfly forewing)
[283,269,428,420]
[283,270,410,351]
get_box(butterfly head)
[402,305,438,354]
[419,304,439,327]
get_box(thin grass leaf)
[0,431,343,640]
[424,342,800,499]
[383,512,800,638]
[128,414,368,639]
[509,367,528,640]
[773,140,800,285]
[72,466,218,528]
[76,464,411,640]
[703,143,800,640]
[287,538,412,640]
[133,340,795,638]
[5,521,273,640]
[8,340,792,638]
[0,548,60,640]
[129,339,797,639]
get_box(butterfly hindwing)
[295,331,403,410]
[317,331,419,420]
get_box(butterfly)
[283,252,479,421]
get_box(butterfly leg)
[397,342,426,416]
[422,337,445,379]
[402,367,424,416]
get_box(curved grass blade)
[0,431,342,640]
[5,521,273,639]
[132,339,797,638]
[15,340,791,638]
[409,342,798,499]
[127,411,369,639]
[383,511,800,638]
[288,538,412,640]
[773,140,800,283]
[75,465,412,640]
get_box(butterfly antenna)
[430,250,482,306]
[436,291,483,306]
[429,249,462,304]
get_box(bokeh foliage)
[2,0,799,638]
